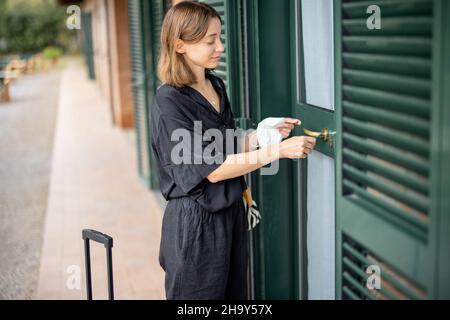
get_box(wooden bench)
[0,71,11,102]
[0,54,36,102]
[19,53,34,74]
[0,58,12,103]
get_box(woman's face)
[178,17,224,70]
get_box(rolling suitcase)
[82,229,114,300]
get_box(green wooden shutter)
[128,0,169,189]
[150,0,165,89]
[82,12,95,80]
[336,0,448,299]
[128,0,152,187]
[202,0,243,118]
[203,0,231,90]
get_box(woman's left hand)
[277,117,301,138]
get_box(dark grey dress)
[150,73,248,300]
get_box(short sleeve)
[155,113,222,195]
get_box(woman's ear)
[175,39,186,54]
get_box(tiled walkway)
[36,60,165,299]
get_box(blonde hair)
[157,1,222,87]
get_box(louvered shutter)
[202,0,246,125]
[82,12,95,80]
[202,0,232,97]
[151,0,165,88]
[128,0,169,189]
[336,0,437,299]
[128,0,151,185]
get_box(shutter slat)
[343,272,377,300]
[342,239,427,300]
[214,5,225,14]
[343,101,430,136]
[343,164,429,213]
[366,254,427,300]
[343,69,431,99]
[343,148,428,195]
[343,257,401,300]
[206,0,226,6]
[343,117,429,157]
[343,85,429,118]
[344,179,429,233]
[343,53,431,78]
[213,69,227,78]
[343,36,432,57]
[343,286,362,300]
[343,182,428,240]
[343,17,432,36]
[343,133,429,176]
[342,0,433,19]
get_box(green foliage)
[42,46,63,60]
[0,0,71,55]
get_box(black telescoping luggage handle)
[82,229,114,300]
[82,229,113,248]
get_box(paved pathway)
[0,59,165,299]
[0,69,61,299]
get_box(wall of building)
[82,0,134,128]
[108,0,134,128]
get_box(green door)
[128,0,169,190]
[290,0,337,299]
[247,0,450,300]
[247,0,337,300]
[335,0,450,299]
[245,0,299,299]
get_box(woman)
[150,1,316,300]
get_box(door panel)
[307,150,336,299]
[301,0,335,110]
[292,0,336,158]
[291,0,336,299]
[247,0,297,299]
[335,0,448,299]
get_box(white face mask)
[256,117,286,148]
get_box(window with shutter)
[336,0,447,299]
[128,0,152,187]
[128,0,169,189]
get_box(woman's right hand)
[279,136,317,159]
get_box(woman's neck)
[189,63,208,88]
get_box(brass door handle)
[303,128,335,148]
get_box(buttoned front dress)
[150,73,248,300]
